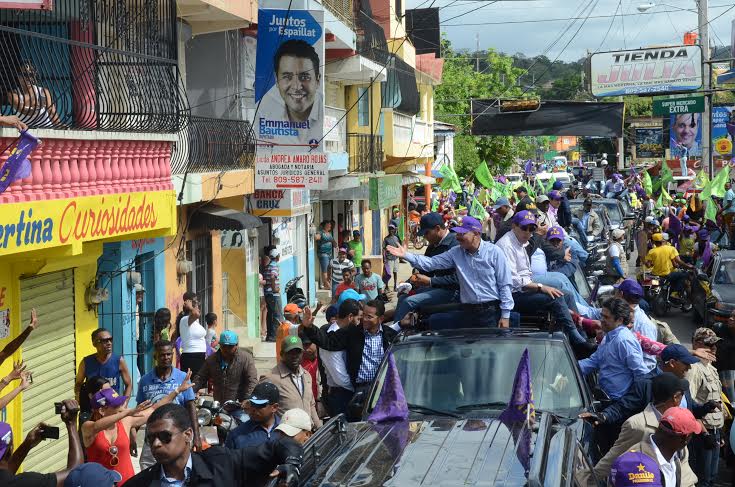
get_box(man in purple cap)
[0,399,83,486]
[392,212,460,323]
[496,210,591,351]
[551,181,572,229]
[607,451,663,487]
[386,215,513,328]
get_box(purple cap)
[698,229,710,240]
[0,422,11,460]
[91,388,128,410]
[614,278,644,298]
[609,451,662,487]
[546,225,564,240]
[552,181,564,190]
[450,216,483,234]
[547,190,563,201]
[512,210,537,227]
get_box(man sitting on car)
[571,198,603,248]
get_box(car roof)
[396,328,569,344]
[718,250,735,260]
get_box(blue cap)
[418,212,444,236]
[220,330,238,346]
[552,181,564,190]
[661,344,700,365]
[450,216,483,234]
[614,279,644,298]
[512,210,537,226]
[337,288,367,306]
[493,197,510,210]
[64,463,123,487]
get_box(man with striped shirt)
[330,247,355,295]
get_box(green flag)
[439,165,462,193]
[693,170,710,190]
[545,174,557,193]
[475,162,493,189]
[642,171,653,196]
[470,197,487,221]
[397,216,405,241]
[704,197,718,223]
[659,162,674,189]
[431,198,439,212]
[710,165,731,199]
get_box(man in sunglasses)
[126,403,302,487]
[496,211,592,354]
[75,328,133,424]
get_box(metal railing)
[392,111,413,143]
[347,132,383,173]
[171,116,256,175]
[355,10,390,66]
[321,0,354,29]
[324,106,347,153]
[0,0,189,133]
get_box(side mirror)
[592,386,612,407]
[347,391,366,421]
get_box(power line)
[595,0,621,53]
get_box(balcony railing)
[324,106,347,153]
[321,0,354,29]
[171,116,256,175]
[0,0,189,133]
[393,111,413,143]
[355,10,390,66]
[347,133,383,173]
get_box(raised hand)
[9,361,26,381]
[177,370,194,394]
[29,309,38,330]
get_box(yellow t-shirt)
[646,244,679,276]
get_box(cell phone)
[28,373,32,384]
[40,426,59,440]
[55,402,64,415]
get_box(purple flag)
[524,160,534,175]
[0,131,39,194]
[448,191,457,206]
[702,241,713,268]
[669,214,681,247]
[498,349,535,471]
[368,353,408,423]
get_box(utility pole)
[698,0,713,176]
[476,33,480,72]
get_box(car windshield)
[602,203,623,224]
[371,338,585,418]
[715,259,735,284]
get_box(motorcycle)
[196,398,246,446]
[409,221,427,250]
[645,270,694,317]
[285,275,307,309]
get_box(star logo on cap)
[288,336,298,344]
[637,463,646,472]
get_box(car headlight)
[216,414,233,430]
[197,408,212,426]
[650,279,659,286]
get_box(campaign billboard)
[670,112,703,158]
[254,8,325,149]
[712,106,735,160]
[589,45,702,97]
[635,128,663,158]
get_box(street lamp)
[637,2,696,13]
[637,0,712,175]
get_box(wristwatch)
[537,283,543,293]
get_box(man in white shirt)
[320,301,361,416]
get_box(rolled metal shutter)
[20,269,76,473]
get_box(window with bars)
[186,236,213,315]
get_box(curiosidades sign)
[589,45,702,97]
[0,191,176,256]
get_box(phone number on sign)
[272,175,324,184]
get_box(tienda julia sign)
[589,45,702,97]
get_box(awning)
[401,172,435,185]
[190,204,263,231]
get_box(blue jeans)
[264,294,283,339]
[512,291,587,345]
[393,286,458,322]
[429,306,502,330]
[689,429,720,487]
[572,217,589,247]
[667,271,688,293]
[535,272,583,313]
[318,253,331,272]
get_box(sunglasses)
[108,445,119,467]
[96,337,113,344]
[519,225,537,232]
[146,430,181,445]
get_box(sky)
[405,0,735,61]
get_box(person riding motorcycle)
[644,233,694,299]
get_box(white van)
[535,171,574,189]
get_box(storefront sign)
[369,175,402,210]
[255,152,329,190]
[251,189,311,217]
[635,128,664,158]
[254,8,325,149]
[0,191,176,257]
[652,95,704,116]
[712,106,735,159]
[589,45,702,97]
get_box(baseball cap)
[337,288,367,305]
[220,330,238,346]
[248,382,280,406]
[552,181,564,190]
[693,327,722,345]
[535,195,550,204]
[282,335,304,353]
[352,230,361,237]
[275,408,313,436]
[64,463,123,487]
[284,303,302,314]
[492,197,510,210]
[659,407,704,435]
[662,233,670,241]
[450,216,483,234]
[417,212,444,236]
[516,200,538,214]
[269,248,280,258]
[609,451,662,487]
[651,233,663,242]
[514,186,527,193]
[388,223,396,229]
[614,279,644,298]
[546,225,564,241]
[547,190,562,201]
[91,388,128,410]
[512,210,537,227]
[644,216,655,224]
[612,228,626,240]
[0,422,11,460]
[651,372,689,403]
[338,246,348,254]
[698,229,710,240]
[661,344,700,365]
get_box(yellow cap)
[652,233,663,242]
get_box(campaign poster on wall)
[635,128,663,158]
[712,106,735,160]
[255,9,325,149]
[669,112,703,158]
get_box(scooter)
[285,275,307,309]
